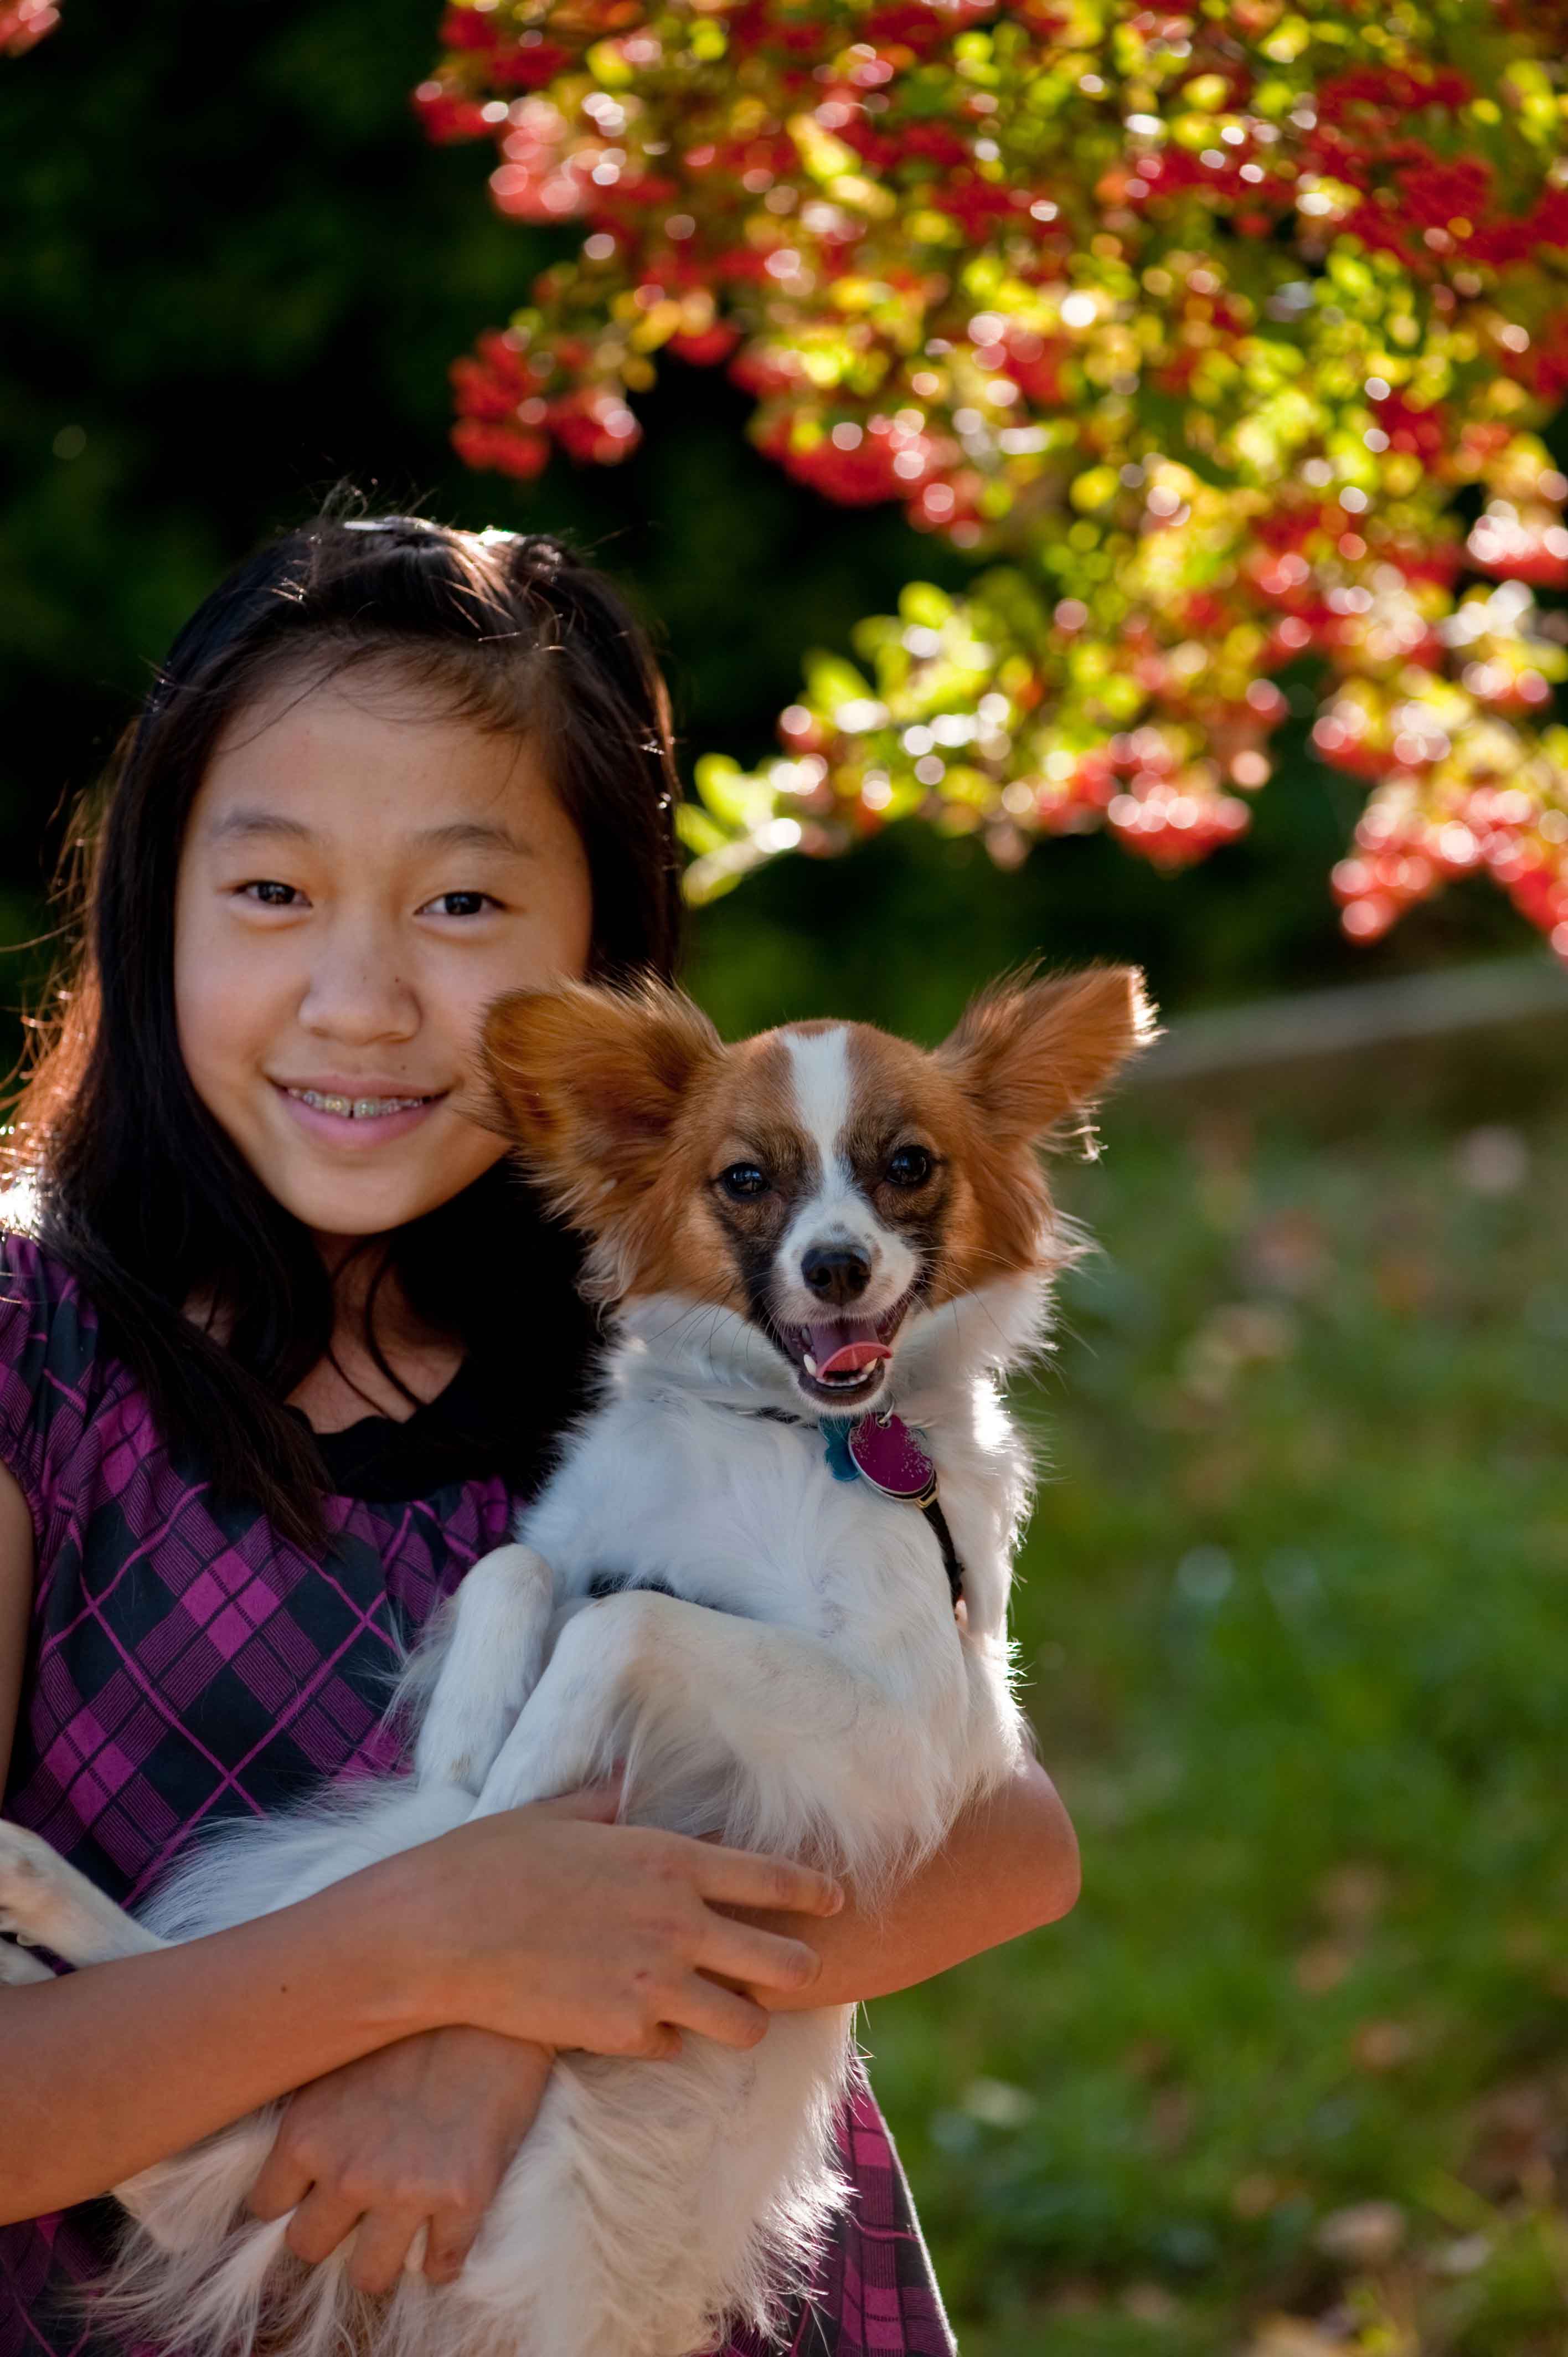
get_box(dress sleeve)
[0,1232,100,1540]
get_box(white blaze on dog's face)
[482,969,1154,1408]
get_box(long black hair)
[6,510,684,1544]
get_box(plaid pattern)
[0,1237,955,2357]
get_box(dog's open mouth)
[777,1296,912,1408]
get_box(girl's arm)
[741,1754,1081,2012]
[0,1808,839,2226]
[0,1469,842,2227]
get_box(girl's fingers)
[665,1974,771,2051]
[283,2184,361,2268]
[696,1916,823,1997]
[420,2209,484,2286]
[245,2146,313,2224]
[344,2208,425,2298]
[693,1844,844,1919]
[628,2022,682,2060]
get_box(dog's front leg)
[467,1589,929,1843]
[414,1542,558,1795]
[0,1820,167,1967]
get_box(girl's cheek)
[174,908,289,1112]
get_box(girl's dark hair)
[6,510,684,1543]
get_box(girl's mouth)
[272,1082,447,1145]
[284,1087,440,1121]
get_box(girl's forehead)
[191,673,564,852]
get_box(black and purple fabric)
[0,1234,956,2357]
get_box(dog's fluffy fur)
[0,966,1150,2357]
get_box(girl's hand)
[409,1781,842,2057]
[246,2026,553,2293]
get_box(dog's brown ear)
[482,979,723,1218]
[937,965,1156,1145]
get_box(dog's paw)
[0,1935,53,1985]
[0,1820,65,1946]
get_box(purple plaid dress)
[0,1234,955,2357]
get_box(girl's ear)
[937,966,1156,1145]
[481,978,724,1213]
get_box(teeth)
[289,1089,430,1119]
[803,1354,818,1375]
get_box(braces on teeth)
[288,1089,430,1119]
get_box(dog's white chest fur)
[541,1387,961,1636]
[415,1310,1030,1905]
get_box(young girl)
[0,513,1080,2357]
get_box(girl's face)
[174,668,594,1242]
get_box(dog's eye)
[717,1163,769,1200]
[886,1146,933,1188]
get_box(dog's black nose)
[802,1245,872,1305]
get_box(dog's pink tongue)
[812,1323,891,1378]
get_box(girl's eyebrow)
[416,819,540,859]
[206,807,314,843]
[205,809,538,858]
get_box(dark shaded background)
[0,0,1538,1058]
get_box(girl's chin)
[241,1101,504,1237]
[275,1168,487,1240]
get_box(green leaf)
[674,801,731,857]
[692,752,779,834]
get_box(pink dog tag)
[847,1412,937,1502]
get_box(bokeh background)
[4,7,1567,2351]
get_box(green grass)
[862,1095,1568,2357]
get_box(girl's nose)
[297,918,419,1045]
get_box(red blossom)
[421,0,1568,950]
[450,418,551,478]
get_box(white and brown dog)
[0,966,1151,2357]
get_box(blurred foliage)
[422,0,1568,948]
[0,0,1545,1052]
[865,1082,1568,2355]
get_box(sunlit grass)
[864,1098,1568,2357]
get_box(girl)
[0,512,1080,2357]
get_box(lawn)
[862,1079,1568,2357]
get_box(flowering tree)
[447,5,1556,950]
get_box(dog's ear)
[482,978,724,1218]
[937,966,1155,1145]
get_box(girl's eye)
[718,1164,769,1200]
[243,880,301,908]
[422,891,499,918]
[886,1145,933,1188]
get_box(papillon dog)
[0,965,1151,2357]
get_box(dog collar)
[711,1399,966,1615]
[822,1411,966,1614]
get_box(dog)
[0,965,1151,2357]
